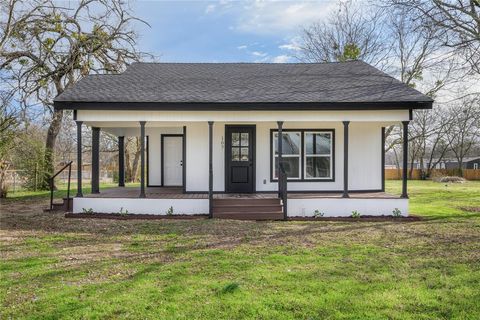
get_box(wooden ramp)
[212,198,284,220]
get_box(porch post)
[139,121,146,198]
[401,121,409,198]
[91,127,100,194]
[381,127,385,192]
[343,121,350,198]
[76,121,83,197]
[277,121,283,198]
[182,126,186,194]
[118,136,125,187]
[208,121,214,218]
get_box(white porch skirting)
[73,197,408,217]
[73,198,209,215]
[287,198,408,217]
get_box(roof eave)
[54,100,433,111]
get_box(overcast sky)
[132,0,337,62]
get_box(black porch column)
[343,121,350,198]
[277,121,283,197]
[139,121,146,198]
[401,121,409,198]
[76,121,83,197]
[118,136,125,187]
[208,121,214,218]
[91,127,100,194]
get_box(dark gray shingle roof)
[54,61,433,106]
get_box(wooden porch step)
[212,198,281,206]
[45,197,73,212]
[212,197,284,220]
[213,204,283,213]
[213,212,284,220]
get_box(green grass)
[1,180,479,319]
[387,180,480,218]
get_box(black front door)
[225,125,255,193]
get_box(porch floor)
[84,187,400,199]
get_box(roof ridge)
[130,60,363,65]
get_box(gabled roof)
[54,61,433,110]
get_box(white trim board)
[77,110,409,124]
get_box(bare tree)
[408,106,453,177]
[445,96,480,174]
[297,1,391,69]
[0,0,150,188]
[124,137,142,183]
[389,0,480,74]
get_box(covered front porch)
[71,110,411,219]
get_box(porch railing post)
[342,121,350,198]
[139,121,146,198]
[91,127,100,194]
[208,121,214,218]
[118,136,125,187]
[401,121,409,198]
[76,121,83,197]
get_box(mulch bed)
[65,213,422,222]
[65,213,208,220]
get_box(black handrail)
[49,161,73,211]
[279,162,288,220]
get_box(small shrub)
[82,208,94,214]
[351,210,361,218]
[439,176,466,183]
[166,206,174,215]
[313,210,325,218]
[220,282,240,294]
[118,207,129,215]
[392,208,402,217]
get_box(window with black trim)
[272,131,301,179]
[271,129,334,181]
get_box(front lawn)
[1,180,479,319]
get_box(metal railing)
[49,161,73,211]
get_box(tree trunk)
[125,143,132,182]
[130,138,141,183]
[43,109,64,189]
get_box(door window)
[231,132,249,161]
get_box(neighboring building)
[53,61,433,218]
[409,157,480,170]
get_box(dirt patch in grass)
[459,206,480,213]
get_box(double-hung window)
[272,131,301,179]
[304,132,333,179]
[271,129,334,181]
